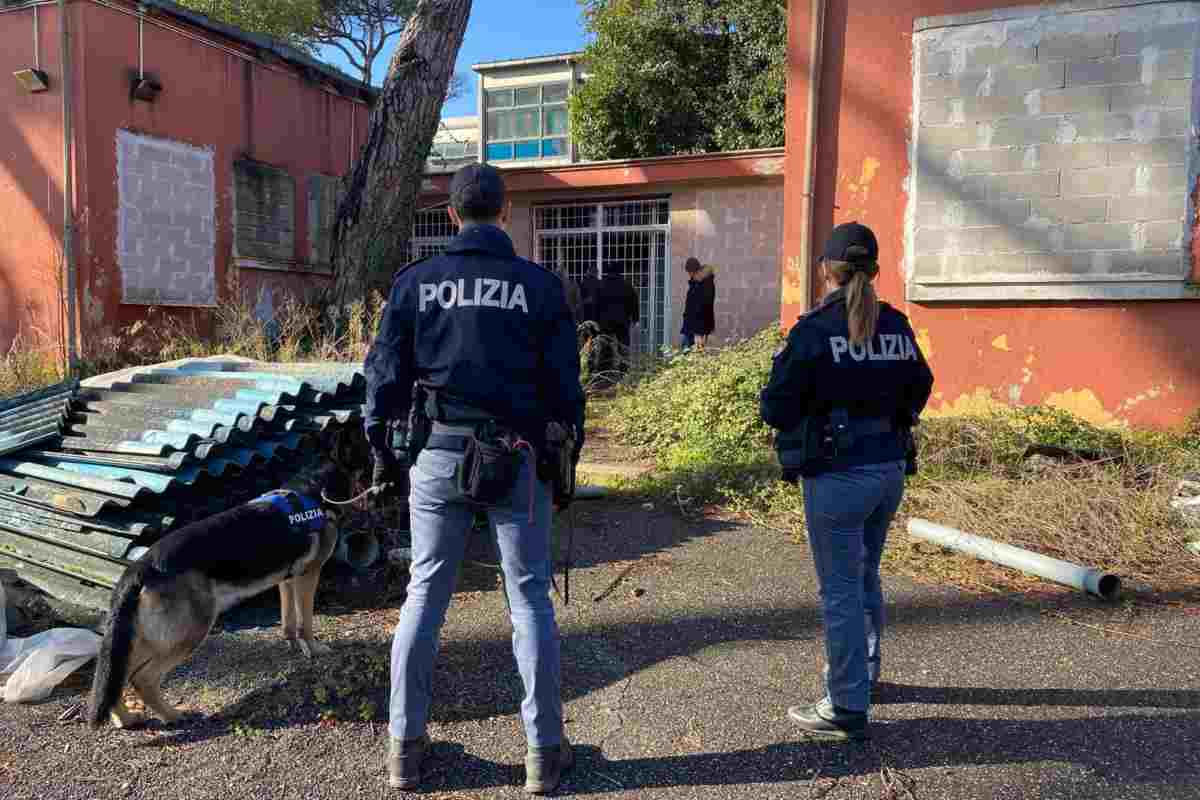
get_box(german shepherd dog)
[87,435,360,730]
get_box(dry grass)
[1,289,387,402]
[758,415,1200,599]
[598,336,1200,600]
[0,335,66,399]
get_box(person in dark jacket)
[680,257,715,349]
[760,221,933,742]
[549,266,583,323]
[364,164,585,793]
[589,268,640,386]
[578,267,603,325]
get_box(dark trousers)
[589,323,630,386]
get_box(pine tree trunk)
[330,0,473,307]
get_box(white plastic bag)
[0,582,101,703]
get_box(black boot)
[387,735,430,789]
[788,698,868,741]
[524,736,575,795]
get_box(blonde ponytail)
[825,250,880,346]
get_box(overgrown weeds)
[1,289,387,402]
[593,327,1200,597]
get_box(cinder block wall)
[910,3,1197,298]
[688,184,785,342]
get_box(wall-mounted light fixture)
[15,5,49,93]
[14,67,49,93]
[131,76,162,101]
[130,5,162,102]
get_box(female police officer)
[760,222,933,740]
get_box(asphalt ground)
[2,500,1198,799]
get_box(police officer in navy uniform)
[364,164,585,794]
[760,222,933,741]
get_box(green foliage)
[177,1,323,50]
[605,329,782,500]
[599,329,1200,594]
[602,326,1200,506]
[570,0,787,160]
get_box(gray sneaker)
[788,698,868,741]
[387,735,430,790]
[524,737,575,795]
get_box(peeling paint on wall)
[915,328,935,360]
[781,254,806,309]
[926,387,1007,417]
[1117,384,1175,413]
[840,157,883,220]
[751,157,786,176]
[1044,389,1120,429]
[991,334,1010,352]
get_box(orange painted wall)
[783,0,1200,429]
[0,2,368,358]
[0,4,68,358]
[73,0,368,346]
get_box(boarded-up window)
[909,1,1198,301]
[307,175,343,270]
[234,160,296,266]
[116,130,216,306]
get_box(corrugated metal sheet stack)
[0,358,366,611]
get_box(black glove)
[371,447,407,501]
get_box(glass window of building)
[485,82,570,162]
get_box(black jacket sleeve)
[898,316,935,420]
[542,281,587,453]
[626,282,640,325]
[759,323,820,431]
[363,276,417,452]
[701,279,716,335]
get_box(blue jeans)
[390,445,562,746]
[802,460,906,713]
[680,332,696,349]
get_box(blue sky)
[319,1,591,118]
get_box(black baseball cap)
[450,163,505,220]
[821,222,879,264]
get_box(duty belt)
[426,422,476,452]
[845,417,893,436]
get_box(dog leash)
[320,485,386,506]
[564,504,576,606]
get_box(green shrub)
[598,327,1200,594]
[602,326,1199,501]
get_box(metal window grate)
[538,232,598,284]
[403,205,458,263]
[535,203,597,232]
[535,200,671,353]
[603,199,669,228]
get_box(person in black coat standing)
[681,257,716,349]
[589,268,640,387]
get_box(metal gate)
[535,199,671,353]
[408,205,458,261]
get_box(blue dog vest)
[253,491,326,534]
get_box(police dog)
[87,435,361,730]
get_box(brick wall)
[507,178,784,349]
[688,184,784,342]
[116,130,216,306]
[910,1,1198,301]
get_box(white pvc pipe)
[907,518,1121,601]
